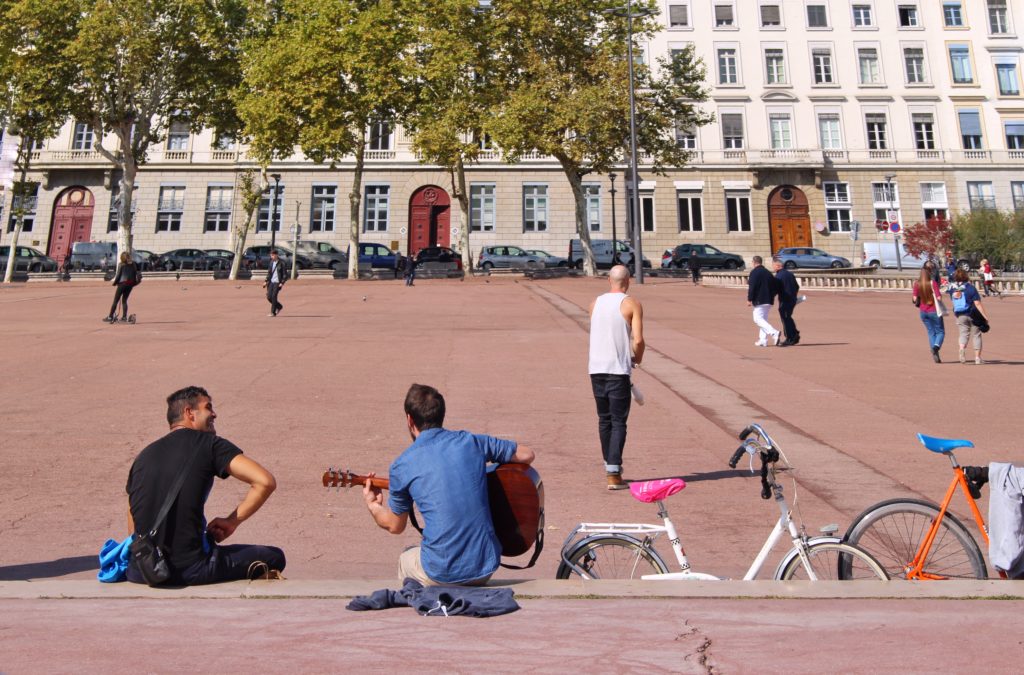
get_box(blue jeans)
[590,374,632,473]
[127,543,286,586]
[919,311,945,349]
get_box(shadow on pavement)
[0,555,98,580]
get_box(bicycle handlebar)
[728,445,747,469]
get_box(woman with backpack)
[105,252,140,322]
[912,268,945,363]
[948,268,990,364]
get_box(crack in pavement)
[677,620,717,674]
[526,284,928,520]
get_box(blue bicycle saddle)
[917,433,975,453]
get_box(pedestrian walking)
[589,265,645,490]
[948,268,991,364]
[403,253,417,286]
[912,267,945,363]
[105,252,140,323]
[689,249,701,285]
[747,256,781,347]
[981,259,1002,298]
[772,258,800,346]
[263,249,286,316]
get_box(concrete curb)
[5,579,1023,600]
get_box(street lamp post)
[885,173,901,272]
[609,172,618,265]
[606,1,654,283]
[269,173,282,252]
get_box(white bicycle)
[557,424,889,581]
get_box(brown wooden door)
[48,187,95,265]
[768,186,811,254]
[408,186,451,258]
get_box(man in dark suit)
[773,258,801,346]
[263,249,286,316]
[747,255,780,347]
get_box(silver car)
[775,247,851,270]
[526,249,569,268]
[0,245,58,273]
[478,245,544,270]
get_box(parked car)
[156,248,217,271]
[0,245,58,273]
[478,245,545,270]
[669,243,745,270]
[525,249,569,268]
[774,247,851,270]
[862,241,929,270]
[69,241,118,271]
[568,239,651,270]
[415,246,462,270]
[348,242,398,269]
[203,248,235,271]
[242,245,312,270]
[295,241,347,269]
[134,249,159,270]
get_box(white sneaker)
[754,341,767,347]
[631,384,645,405]
[797,295,808,304]
[772,333,782,346]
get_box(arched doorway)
[408,185,451,258]
[48,186,96,265]
[767,185,811,254]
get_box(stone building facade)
[2,0,1022,266]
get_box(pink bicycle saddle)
[629,478,686,503]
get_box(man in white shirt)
[263,249,286,316]
[588,265,645,490]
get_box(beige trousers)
[398,546,492,587]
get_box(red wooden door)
[408,186,451,258]
[48,187,95,265]
[768,186,811,254]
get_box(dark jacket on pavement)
[775,268,799,304]
[346,578,520,617]
[747,265,777,306]
[265,259,287,285]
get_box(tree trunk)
[3,137,33,284]
[118,156,137,256]
[560,160,596,276]
[452,156,473,273]
[347,139,366,280]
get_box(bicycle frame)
[908,453,994,580]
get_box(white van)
[862,241,929,269]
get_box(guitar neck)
[322,468,390,490]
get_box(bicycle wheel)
[555,535,669,580]
[778,542,888,581]
[843,499,987,580]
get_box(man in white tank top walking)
[589,265,645,490]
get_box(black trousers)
[266,282,283,314]
[779,300,799,342]
[590,374,632,472]
[109,284,134,318]
[127,543,286,586]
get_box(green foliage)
[237,0,414,164]
[953,209,1024,269]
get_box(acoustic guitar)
[322,463,544,559]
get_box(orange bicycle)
[842,433,1004,580]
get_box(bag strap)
[499,525,544,571]
[144,444,203,537]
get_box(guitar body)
[487,463,544,558]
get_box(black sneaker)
[931,346,941,363]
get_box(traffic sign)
[889,222,901,234]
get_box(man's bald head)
[609,265,631,290]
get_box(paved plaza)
[1,274,1023,672]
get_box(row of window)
[667,1,1013,34]
[676,108,1024,153]
[701,41,1021,93]
[7,180,1024,236]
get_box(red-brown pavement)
[1,274,1022,672]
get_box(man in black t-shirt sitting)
[126,386,285,585]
